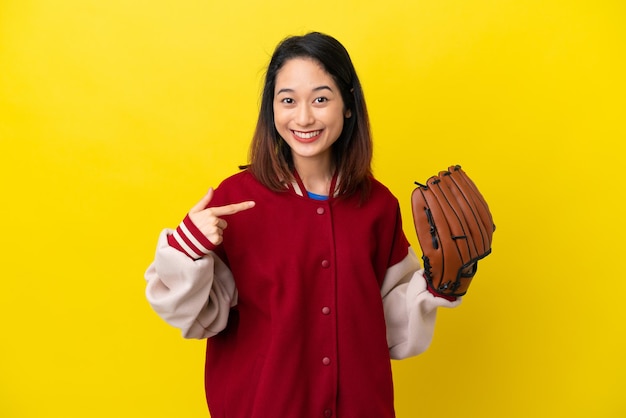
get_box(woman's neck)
[293,157,334,196]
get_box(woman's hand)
[188,188,255,246]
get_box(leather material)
[411,165,495,297]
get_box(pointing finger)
[210,201,256,217]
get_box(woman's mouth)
[292,129,322,143]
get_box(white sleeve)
[381,247,461,359]
[144,229,237,339]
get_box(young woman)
[145,32,460,418]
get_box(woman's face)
[273,57,350,170]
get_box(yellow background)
[1,0,624,417]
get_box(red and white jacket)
[145,170,460,418]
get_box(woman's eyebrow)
[276,85,334,95]
[275,88,294,95]
[313,85,333,92]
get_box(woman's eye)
[281,98,294,104]
[314,97,328,104]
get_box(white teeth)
[293,130,320,139]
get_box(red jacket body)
[203,171,408,417]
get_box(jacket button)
[321,260,330,268]
[321,307,330,315]
[322,357,331,365]
[316,207,325,215]
[324,409,333,417]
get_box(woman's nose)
[295,104,315,126]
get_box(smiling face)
[273,58,351,171]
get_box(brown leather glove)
[411,165,495,297]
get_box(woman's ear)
[345,109,352,118]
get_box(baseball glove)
[411,165,495,298]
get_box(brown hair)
[247,32,373,200]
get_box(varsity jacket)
[145,170,460,418]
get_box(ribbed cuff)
[167,214,217,260]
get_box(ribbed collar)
[290,169,340,200]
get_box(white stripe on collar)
[291,181,304,197]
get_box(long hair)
[248,32,373,200]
